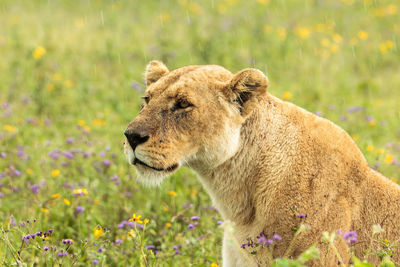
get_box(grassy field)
[0,0,399,266]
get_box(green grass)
[0,0,399,266]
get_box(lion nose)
[124,128,150,151]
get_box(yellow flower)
[165,222,171,228]
[51,169,60,177]
[4,125,17,133]
[52,193,61,199]
[282,91,292,100]
[369,120,376,127]
[163,207,169,212]
[33,46,46,60]
[391,177,398,183]
[211,263,219,267]
[78,120,86,126]
[92,119,106,126]
[26,168,33,175]
[63,198,71,205]
[52,73,63,81]
[294,26,311,39]
[144,218,150,224]
[376,148,385,155]
[257,0,269,5]
[277,27,287,40]
[357,31,368,40]
[41,208,50,215]
[168,190,177,197]
[73,188,88,196]
[330,44,339,53]
[384,154,394,164]
[321,38,330,47]
[64,80,73,88]
[93,225,103,238]
[129,213,143,224]
[352,134,359,141]
[46,84,55,91]
[366,145,374,152]
[332,34,343,44]
[217,3,227,14]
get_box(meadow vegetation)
[0,0,399,266]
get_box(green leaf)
[352,256,375,267]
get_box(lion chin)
[124,146,177,187]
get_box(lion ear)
[145,60,169,86]
[224,68,269,116]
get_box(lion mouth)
[133,158,178,172]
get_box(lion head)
[124,61,269,186]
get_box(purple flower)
[75,206,84,213]
[217,220,224,225]
[240,243,246,249]
[188,224,194,229]
[132,82,141,91]
[146,245,155,250]
[113,239,123,245]
[62,239,74,244]
[297,214,307,219]
[99,151,105,157]
[102,159,111,166]
[43,246,49,251]
[97,247,103,253]
[57,252,68,257]
[30,184,39,194]
[66,138,74,144]
[347,106,363,113]
[339,116,347,121]
[92,259,99,265]
[343,231,357,244]
[63,151,74,159]
[336,230,343,235]
[48,150,60,160]
[257,236,267,244]
[272,234,282,241]
[0,152,6,158]
[83,151,91,158]
[48,229,54,234]
[191,216,200,221]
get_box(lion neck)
[191,94,295,226]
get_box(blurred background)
[0,0,399,265]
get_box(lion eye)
[142,96,150,104]
[174,99,192,110]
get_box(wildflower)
[188,224,195,229]
[0,152,6,158]
[217,220,224,225]
[366,145,374,152]
[276,27,287,40]
[78,120,86,127]
[385,154,394,164]
[282,91,292,100]
[75,206,84,213]
[30,184,39,194]
[73,188,88,196]
[357,31,368,40]
[64,80,73,88]
[92,259,99,265]
[129,213,143,224]
[298,214,307,219]
[33,46,46,60]
[52,193,61,199]
[63,198,71,205]
[63,151,74,159]
[51,169,60,177]
[43,246,49,251]
[62,239,74,244]
[92,119,106,126]
[272,234,282,241]
[165,222,171,228]
[376,148,385,155]
[191,216,200,220]
[57,252,68,257]
[143,218,149,224]
[102,159,111,166]
[4,125,17,133]
[211,264,219,267]
[97,247,103,253]
[146,245,155,250]
[66,137,74,144]
[168,190,177,196]
[93,226,103,238]
[343,231,357,244]
[294,26,311,39]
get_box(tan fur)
[124,61,400,266]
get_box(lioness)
[124,61,400,266]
